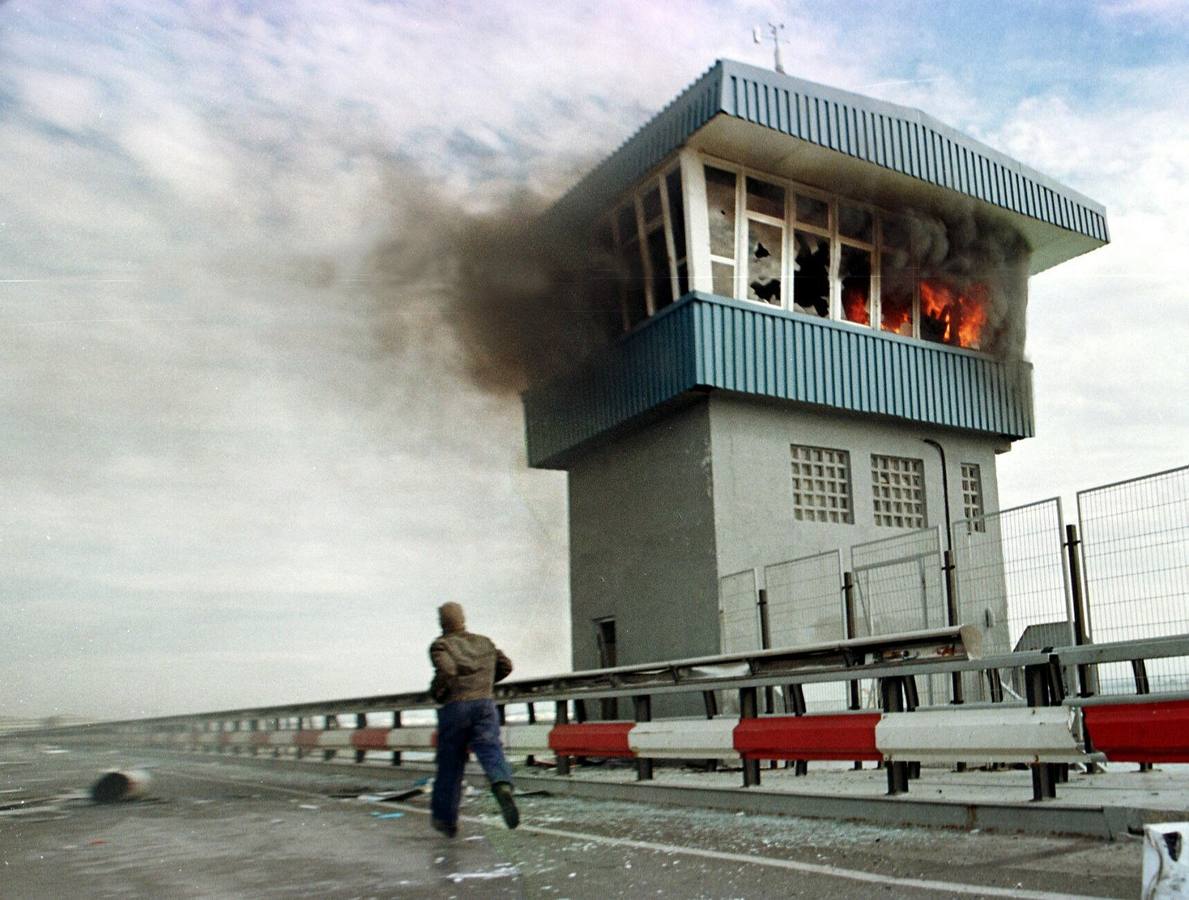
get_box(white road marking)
[153,767,1113,900]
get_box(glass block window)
[871,455,926,528]
[790,445,853,524]
[961,462,985,531]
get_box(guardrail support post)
[391,711,402,766]
[740,686,761,787]
[525,703,536,767]
[783,684,809,775]
[880,677,910,795]
[324,715,337,761]
[355,713,366,764]
[555,701,571,776]
[633,695,653,781]
[1130,660,1155,772]
[1024,661,1060,801]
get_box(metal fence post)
[555,701,571,776]
[1065,524,1098,698]
[843,571,863,770]
[633,695,653,781]
[758,589,775,716]
[740,686,761,787]
[942,549,964,706]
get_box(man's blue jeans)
[431,698,514,826]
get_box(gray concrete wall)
[566,400,720,675]
[707,394,1009,664]
[707,393,1006,578]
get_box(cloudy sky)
[2,0,1185,720]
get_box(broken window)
[792,231,830,317]
[747,220,783,305]
[706,166,737,297]
[646,225,672,311]
[747,177,785,219]
[879,216,914,336]
[796,194,829,230]
[615,202,648,327]
[744,177,785,306]
[640,185,672,312]
[920,279,989,350]
[839,245,872,325]
[839,204,874,243]
[665,169,689,297]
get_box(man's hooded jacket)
[429,602,513,704]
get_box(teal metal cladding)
[523,293,1034,469]
[550,60,1106,244]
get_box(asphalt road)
[0,744,1143,899]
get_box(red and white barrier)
[1083,698,1189,763]
[142,705,1104,766]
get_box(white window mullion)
[681,149,712,294]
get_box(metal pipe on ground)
[91,769,150,803]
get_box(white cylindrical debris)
[91,769,151,803]
[1142,822,1189,899]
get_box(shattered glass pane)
[642,186,663,224]
[647,225,672,310]
[622,236,648,326]
[746,177,785,219]
[665,169,687,262]
[792,231,830,317]
[840,245,871,325]
[712,261,735,298]
[616,204,637,246]
[747,219,782,305]
[796,194,829,230]
[839,204,874,243]
[880,251,914,336]
[705,166,737,259]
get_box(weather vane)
[753,22,786,74]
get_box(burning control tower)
[521,61,1108,673]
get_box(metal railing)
[13,630,1189,803]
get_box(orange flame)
[842,286,870,325]
[880,295,912,335]
[919,279,988,350]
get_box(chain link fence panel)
[764,551,846,712]
[851,527,948,705]
[952,498,1074,701]
[1078,465,1189,695]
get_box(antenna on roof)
[753,22,786,74]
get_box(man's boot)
[492,782,519,829]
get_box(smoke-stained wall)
[567,401,720,676]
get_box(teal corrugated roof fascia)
[547,60,1108,244]
[522,293,1035,469]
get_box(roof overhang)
[548,59,1108,275]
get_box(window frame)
[698,153,897,332]
[604,162,690,331]
[870,453,928,529]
